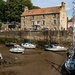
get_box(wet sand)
[0,44,67,75]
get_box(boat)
[45,44,67,51]
[10,45,24,53]
[63,2,75,75]
[65,55,75,74]
[0,53,3,59]
[21,42,36,49]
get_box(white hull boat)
[10,45,24,53]
[45,45,67,51]
[0,53,3,59]
[21,42,36,49]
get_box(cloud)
[66,7,72,10]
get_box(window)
[42,15,45,18]
[23,19,25,26]
[53,20,56,24]
[53,14,56,18]
[36,21,40,25]
[42,20,45,25]
[32,21,34,25]
[31,16,34,20]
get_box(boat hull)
[10,48,24,53]
[45,46,67,51]
[21,43,36,49]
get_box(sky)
[4,0,75,19]
[31,0,75,19]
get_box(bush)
[0,38,18,44]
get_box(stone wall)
[0,30,72,44]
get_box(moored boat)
[21,42,36,49]
[10,45,24,53]
[45,44,67,51]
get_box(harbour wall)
[0,30,72,46]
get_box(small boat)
[10,45,24,53]
[21,42,36,49]
[45,44,67,51]
[65,55,75,74]
[0,53,3,59]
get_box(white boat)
[64,2,75,74]
[0,53,3,59]
[10,45,24,53]
[45,45,67,51]
[21,42,36,49]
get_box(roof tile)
[21,6,61,16]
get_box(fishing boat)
[10,45,24,53]
[64,2,75,75]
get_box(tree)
[0,21,2,30]
[0,0,40,22]
[32,6,40,9]
[0,0,5,21]
[4,0,34,22]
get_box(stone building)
[68,18,73,29]
[21,2,67,30]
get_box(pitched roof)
[21,6,61,16]
[68,18,73,22]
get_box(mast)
[69,2,75,57]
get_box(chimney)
[24,6,29,12]
[61,2,65,8]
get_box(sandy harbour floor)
[0,44,67,75]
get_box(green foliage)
[0,20,2,29]
[0,37,17,44]
[36,40,47,49]
[32,6,40,9]
[0,0,40,22]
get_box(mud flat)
[0,44,67,75]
